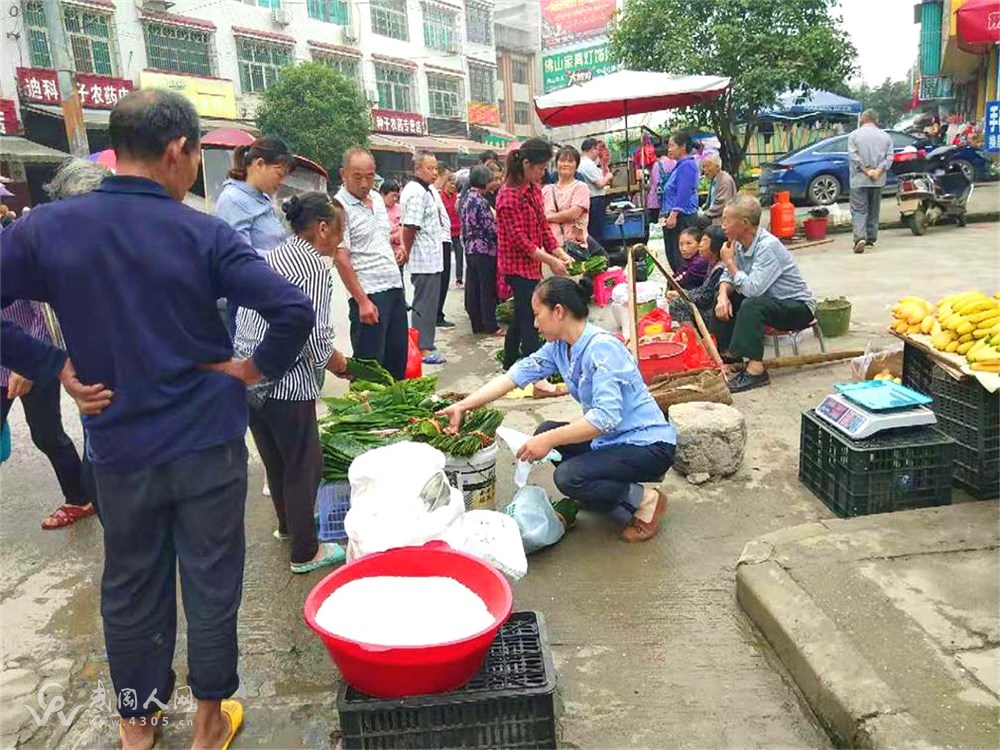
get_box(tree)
[256,62,370,177]
[609,0,856,179]
[849,78,913,127]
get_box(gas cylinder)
[769,191,796,240]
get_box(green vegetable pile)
[568,255,609,278]
[496,300,514,324]
[318,364,505,480]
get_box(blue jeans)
[535,421,675,528]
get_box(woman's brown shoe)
[621,489,667,543]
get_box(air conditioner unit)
[271,8,292,26]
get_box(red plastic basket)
[303,542,513,699]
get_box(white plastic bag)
[503,486,565,554]
[459,510,528,579]
[496,426,562,488]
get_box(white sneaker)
[262,483,271,497]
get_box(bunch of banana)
[930,292,1000,356]
[890,296,934,335]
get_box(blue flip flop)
[290,542,345,574]
[422,351,447,365]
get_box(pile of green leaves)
[405,408,505,458]
[569,255,609,277]
[496,300,514,324]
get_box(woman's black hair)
[469,164,493,190]
[379,179,400,195]
[680,226,703,243]
[534,276,593,320]
[505,137,553,187]
[229,135,296,181]
[555,145,581,167]
[282,191,344,234]
[669,130,692,154]
[654,144,669,158]
[704,225,727,254]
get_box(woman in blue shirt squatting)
[439,276,676,542]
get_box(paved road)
[2,219,997,747]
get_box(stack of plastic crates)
[901,342,933,396]
[799,410,955,517]
[316,480,351,542]
[930,369,1000,499]
[337,611,557,749]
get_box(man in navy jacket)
[1,89,313,749]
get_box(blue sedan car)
[758,131,992,206]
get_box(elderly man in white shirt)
[334,147,410,380]
[401,151,446,364]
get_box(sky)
[836,0,922,86]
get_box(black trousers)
[94,439,247,717]
[713,293,815,361]
[438,242,452,324]
[465,253,498,334]
[247,399,322,564]
[663,212,698,273]
[503,275,541,369]
[1,378,88,505]
[587,195,608,243]
[535,421,675,528]
[452,235,464,284]
[349,287,409,381]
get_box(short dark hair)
[414,150,436,169]
[669,130,693,153]
[654,144,669,158]
[478,150,498,165]
[704,225,727,254]
[469,164,493,190]
[680,226,703,243]
[581,138,598,152]
[555,145,581,167]
[379,179,400,195]
[228,135,296,181]
[110,89,200,161]
[282,192,345,234]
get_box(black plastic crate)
[799,410,955,517]
[337,611,557,749]
[901,342,933,396]
[930,369,1000,499]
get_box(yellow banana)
[957,341,975,355]
[907,324,922,335]
[955,298,995,316]
[931,321,943,337]
[956,321,975,336]
[971,361,1000,372]
[920,315,935,334]
[943,314,964,330]
[969,339,989,357]
[959,333,974,343]
[973,346,1000,361]
[945,340,960,353]
[937,305,953,321]
[973,329,992,339]
[968,310,999,324]
[976,316,1000,330]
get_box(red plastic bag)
[674,325,716,370]
[496,274,512,302]
[637,308,672,339]
[405,327,423,380]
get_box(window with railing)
[312,52,360,86]
[236,37,293,94]
[466,4,491,45]
[422,5,457,51]
[375,64,414,111]
[143,22,215,76]
[23,2,117,74]
[514,101,531,125]
[468,63,494,104]
[307,0,349,24]
[427,73,462,119]
[371,0,409,41]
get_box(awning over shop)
[22,104,257,132]
[0,135,71,164]
[368,134,460,154]
[369,134,411,153]
[429,136,495,155]
[956,0,1000,52]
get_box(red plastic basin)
[303,543,513,698]
[638,340,687,383]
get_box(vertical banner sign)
[986,101,1000,153]
[541,0,616,50]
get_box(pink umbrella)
[87,149,117,171]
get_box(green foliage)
[848,78,914,127]
[609,0,856,178]
[256,62,370,176]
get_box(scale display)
[815,393,936,440]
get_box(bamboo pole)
[625,244,640,360]
[762,350,864,369]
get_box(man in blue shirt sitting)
[1,89,313,750]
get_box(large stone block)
[667,401,746,478]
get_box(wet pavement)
[2,221,997,748]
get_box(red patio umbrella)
[956,0,1000,52]
[201,127,256,148]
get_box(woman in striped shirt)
[234,192,350,574]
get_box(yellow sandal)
[220,699,244,750]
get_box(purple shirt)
[459,189,497,257]
[0,300,52,387]
[676,255,710,290]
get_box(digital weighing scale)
[814,380,937,440]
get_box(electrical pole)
[42,0,89,156]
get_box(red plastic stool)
[591,267,626,307]
[764,320,826,357]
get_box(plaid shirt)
[496,183,558,280]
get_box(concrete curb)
[824,211,999,235]
[735,537,943,749]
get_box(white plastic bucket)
[444,443,499,511]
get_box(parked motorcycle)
[891,145,974,236]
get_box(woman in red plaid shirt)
[497,138,572,369]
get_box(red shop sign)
[372,109,426,136]
[540,0,616,50]
[16,68,134,110]
[0,99,22,135]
